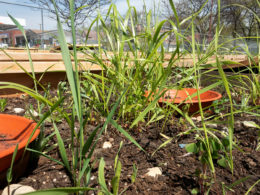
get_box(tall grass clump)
[80,0,187,126]
[0,0,143,193]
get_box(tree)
[162,0,259,41]
[162,0,218,43]
[221,0,260,39]
[30,0,111,28]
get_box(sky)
[0,0,162,31]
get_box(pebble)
[176,74,182,79]
[6,106,12,110]
[207,123,218,128]
[42,181,46,185]
[2,184,35,195]
[103,141,112,149]
[31,110,39,117]
[192,116,202,122]
[145,167,162,178]
[243,121,257,128]
[109,138,114,142]
[90,176,96,181]
[53,178,57,182]
[13,108,25,114]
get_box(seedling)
[0,99,7,112]
[185,136,232,194]
[98,142,138,195]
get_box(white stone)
[103,141,112,149]
[145,167,162,178]
[207,123,218,128]
[90,176,96,181]
[192,116,202,122]
[2,184,35,195]
[32,110,39,117]
[176,74,182,79]
[13,108,25,114]
[243,121,257,128]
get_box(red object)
[0,114,40,172]
[145,88,222,113]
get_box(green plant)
[98,142,137,195]
[185,136,232,194]
[6,144,18,195]
[0,1,144,193]
[0,98,7,112]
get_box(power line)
[0,0,48,11]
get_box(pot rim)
[0,114,40,159]
[146,88,222,104]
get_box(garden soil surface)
[0,94,259,195]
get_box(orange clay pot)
[145,88,222,113]
[0,114,40,173]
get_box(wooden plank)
[0,52,89,61]
[0,61,103,73]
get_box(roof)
[0,16,26,30]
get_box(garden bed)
[0,92,259,194]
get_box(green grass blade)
[111,120,144,152]
[53,123,70,172]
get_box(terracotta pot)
[145,88,222,113]
[0,114,40,173]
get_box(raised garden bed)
[0,90,259,194]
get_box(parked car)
[0,43,8,48]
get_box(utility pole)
[41,8,44,49]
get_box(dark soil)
[0,94,259,195]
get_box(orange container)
[145,88,222,113]
[0,114,40,173]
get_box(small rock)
[13,108,25,114]
[2,184,35,195]
[103,141,112,149]
[192,116,202,122]
[207,123,218,128]
[243,121,257,128]
[29,110,39,117]
[90,176,96,181]
[108,138,114,142]
[176,74,182,79]
[53,178,57,182]
[6,106,12,110]
[145,167,162,178]
[179,153,192,157]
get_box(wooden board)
[0,51,257,73]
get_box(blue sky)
[0,0,162,30]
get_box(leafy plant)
[185,136,232,194]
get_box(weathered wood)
[0,61,103,73]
